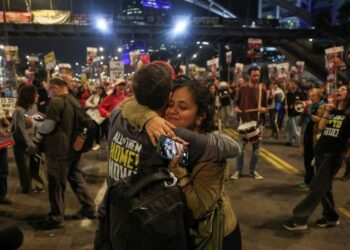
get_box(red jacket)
[98,92,125,117]
[79,90,91,108]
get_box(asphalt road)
[1,127,349,250]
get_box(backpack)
[65,97,96,153]
[100,168,191,250]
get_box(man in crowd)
[28,77,95,229]
[284,80,304,147]
[231,66,267,180]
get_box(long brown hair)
[16,85,37,110]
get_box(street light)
[172,18,189,36]
[117,47,122,53]
[99,47,104,52]
[95,17,110,33]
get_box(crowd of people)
[0,60,349,249]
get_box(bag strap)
[127,168,174,197]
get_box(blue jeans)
[286,116,301,145]
[0,148,8,201]
[236,137,262,173]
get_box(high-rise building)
[258,0,346,27]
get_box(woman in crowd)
[126,79,242,249]
[85,86,106,150]
[267,80,284,139]
[11,85,46,194]
[77,83,91,108]
[98,81,126,140]
[0,116,11,204]
[284,85,350,231]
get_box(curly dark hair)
[173,80,215,133]
[133,62,173,110]
[16,85,37,110]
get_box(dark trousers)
[303,131,315,185]
[0,149,8,201]
[269,109,279,136]
[94,123,101,144]
[47,151,95,222]
[13,145,32,192]
[293,154,343,224]
[100,119,109,141]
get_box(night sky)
[4,0,259,66]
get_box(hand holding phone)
[157,135,189,167]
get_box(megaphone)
[295,100,312,113]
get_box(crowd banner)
[4,46,19,63]
[247,38,263,59]
[325,46,346,71]
[44,51,56,70]
[32,10,70,25]
[0,11,31,23]
[109,61,124,82]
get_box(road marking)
[339,207,350,219]
[223,128,301,175]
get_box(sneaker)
[72,208,97,220]
[283,220,308,231]
[92,144,100,151]
[315,218,340,228]
[22,188,38,194]
[298,182,310,189]
[230,171,241,180]
[39,218,65,230]
[0,197,13,205]
[249,171,264,180]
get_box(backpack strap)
[127,168,175,197]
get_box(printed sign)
[247,38,262,59]
[4,46,19,63]
[44,51,56,70]
[325,46,346,71]
[0,98,16,117]
[109,61,124,82]
[225,51,232,64]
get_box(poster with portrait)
[109,61,124,82]
[44,51,56,70]
[178,65,186,76]
[4,46,19,63]
[207,58,219,78]
[276,62,290,82]
[247,38,262,59]
[87,47,98,64]
[325,46,346,71]
[58,63,71,74]
[225,51,232,64]
[268,64,278,80]
[129,50,141,67]
[234,63,244,78]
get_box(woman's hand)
[145,116,176,146]
[311,115,321,122]
[169,155,188,178]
